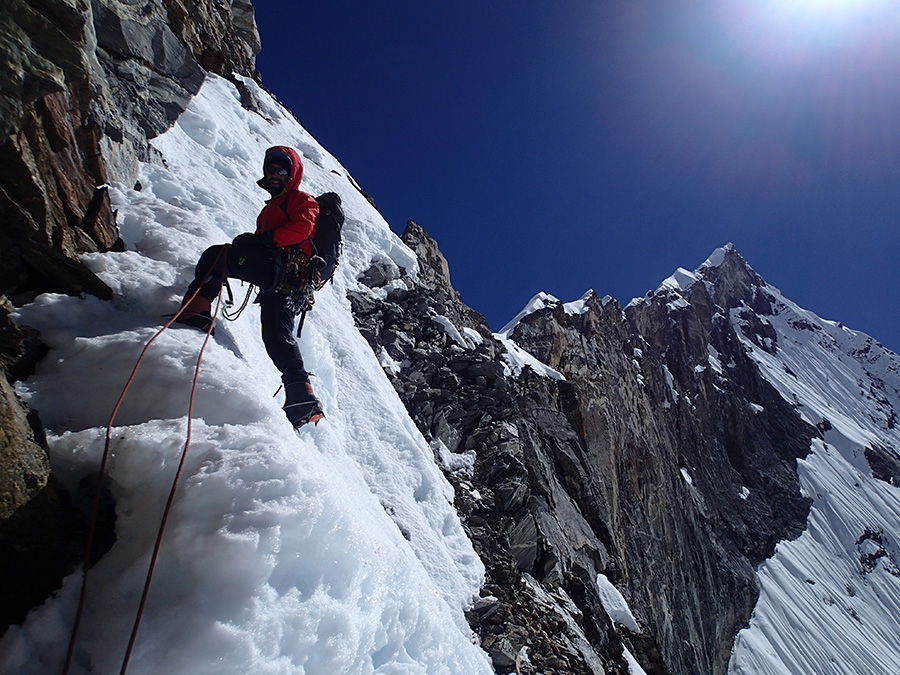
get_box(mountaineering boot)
[172,295,214,333]
[283,380,324,428]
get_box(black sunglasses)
[266,166,290,177]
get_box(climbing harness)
[220,242,322,332]
[277,246,319,317]
[270,245,327,338]
[62,247,227,675]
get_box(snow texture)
[0,75,492,675]
[595,574,641,633]
[498,291,561,336]
[726,283,900,674]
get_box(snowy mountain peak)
[701,242,732,268]
[647,243,766,309]
[652,244,736,296]
[637,245,900,674]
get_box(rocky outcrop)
[351,225,634,674]
[2,0,117,305]
[1,0,261,305]
[351,228,813,675]
[89,0,259,179]
[0,297,75,634]
[0,371,48,519]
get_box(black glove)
[232,231,275,247]
[232,232,259,247]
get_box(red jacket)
[255,145,318,257]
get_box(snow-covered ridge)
[494,332,565,381]
[498,292,562,336]
[498,289,602,337]
[494,289,613,381]
[0,74,493,674]
[622,244,733,310]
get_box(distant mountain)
[356,236,900,674]
[2,2,899,675]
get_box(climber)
[174,145,324,428]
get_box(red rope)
[119,286,223,674]
[62,247,227,675]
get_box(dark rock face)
[89,0,259,173]
[2,0,117,305]
[865,444,900,485]
[351,230,814,675]
[0,372,48,519]
[1,0,262,307]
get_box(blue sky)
[251,1,900,351]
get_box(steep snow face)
[725,280,900,674]
[0,75,492,675]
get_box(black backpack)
[275,192,345,329]
[310,192,344,288]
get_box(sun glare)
[755,0,895,44]
[780,0,887,15]
[720,0,898,68]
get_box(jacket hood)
[258,145,304,193]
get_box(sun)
[721,0,897,66]
[779,0,887,14]
[759,0,893,37]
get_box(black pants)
[188,243,309,385]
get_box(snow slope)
[0,75,492,675]
[726,273,900,674]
